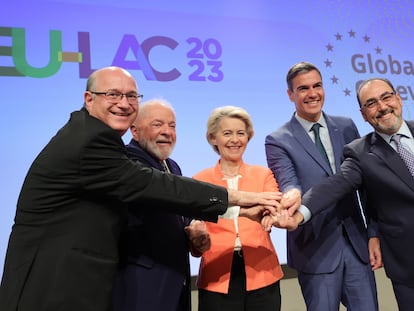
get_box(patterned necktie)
[391,134,414,178]
[161,160,171,173]
[311,123,331,170]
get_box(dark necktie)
[391,134,414,178]
[311,123,331,170]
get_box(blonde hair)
[206,106,254,154]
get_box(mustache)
[376,108,393,118]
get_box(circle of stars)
[322,29,383,97]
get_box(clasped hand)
[239,188,302,231]
[184,220,211,257]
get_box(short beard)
[139,139,174,161]
[376,112,402,135]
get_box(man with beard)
[0,67,281,311]
[285,77,414,311]
[113,99,210,311]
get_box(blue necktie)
[391,134,414,178]
[311,123,331,170]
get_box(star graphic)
[324,59,333,68]
[343,88,351,96]
[322,30,383,98]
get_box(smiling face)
[131,101,176,160]
[84,67,139,136]
[211,116,248,162]
[359,79,403,135]
[288,69,324,122]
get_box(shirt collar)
[376,121,412,143]
[294,112,327,132]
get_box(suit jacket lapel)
[289,116,332,175]
[127,141,188,224]
[324,115,345,173]
[165,159,181,175]
[370,131,414,191]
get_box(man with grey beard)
[113,99,209,311]
[285,77,414,311]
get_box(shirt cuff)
[219,205,240,219]
[298,205,311,224]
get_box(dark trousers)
[198,251,281,311]
[392,281,414,311]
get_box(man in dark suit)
[0,66,280,311]
[265,62,379,311]
[287,77,414,311]
[113,98,209,311]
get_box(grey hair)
[206,105,254,154]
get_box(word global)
[352,54,414,75]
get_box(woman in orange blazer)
[193,106,284,311]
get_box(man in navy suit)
[113,99,210,311]
[290,77,414,311]
[265,62,379,311]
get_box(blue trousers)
[298,235,378,311]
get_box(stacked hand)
[238,190,281,222]
[261,210,302,231]
[230,190,282,209]
[238,188,303,231]
[280,188,301,215]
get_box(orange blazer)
[193,161,283,294]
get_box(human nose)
[117,96,132,108]
[307,87,318,97]
[376,98,390,110]
[229,133,240,141]
[160,124,174,136]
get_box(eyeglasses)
[361,91,396,110]
[90,91,143,104]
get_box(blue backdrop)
[1,0,413,276]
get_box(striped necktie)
[161,160,171,173]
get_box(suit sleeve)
[79,129,227,221]
[265,134,302,193]
[302,145,363,216]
